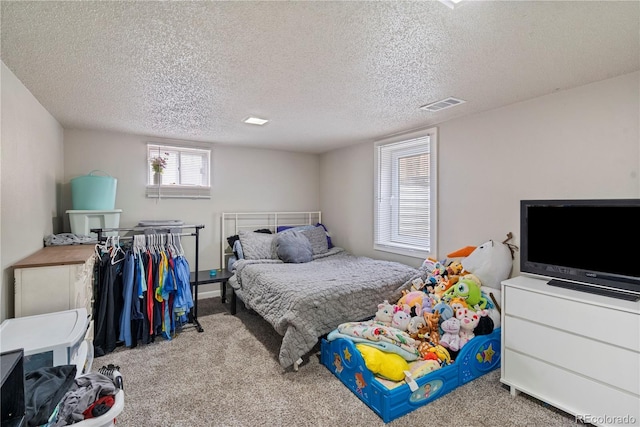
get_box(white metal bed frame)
[220,211,322,371]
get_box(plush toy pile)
[327,237,515,387]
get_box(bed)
[221,212,429,370]
[320,327,501,422]
[320,312,501,423]
[320,254,504,422]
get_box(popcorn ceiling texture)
[1,1,638,153]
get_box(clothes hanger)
[176,234,185,257]
[171,233,179,258]
[110,235,125,265]
[147,234,155,255]
[95,236,109,257]
[169,234,176,258]
[134,234,145,256]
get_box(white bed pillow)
[238,230,277,260]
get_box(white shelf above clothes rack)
[91,224,206,333]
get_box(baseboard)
[197,290,219,299]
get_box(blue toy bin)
[71,170,117,211]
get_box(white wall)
[320,142,421,267]
[320,72,640,273]
[1,62,65,321]
[63,129,320,294]
[2,68,637,319]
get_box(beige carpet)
[96,298,577,427]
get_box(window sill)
[146,185,211,199]
[374,243,431,259]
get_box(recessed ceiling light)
[419,97,466,112]
[243,117,269,125]
[438,0,464,9]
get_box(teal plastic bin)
[71,171,117,210]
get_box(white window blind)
[374,129,437,258]
[146,143,211,199]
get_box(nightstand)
[190,269,234,303]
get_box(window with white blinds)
[146,143,211,199]
[374,128,437,258]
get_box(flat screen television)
[520,199,640,301]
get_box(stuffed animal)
[426,345,451,364]
[456,308,480,348]
[460,239,514,289]
[410,277,426,292]
[356,343,409,381]
[447,246,477,259]
[423,311,441,345]
[391,309,412,331]
[398,290,432,316]
[461,273,482,288]
[433,276,454,301]
[473,309,495,336]
[407,315,427,340]
[417,341,435,360]
[416,324,432,342]
[446,261,464,276]
[443,278,488,310]
[375,300,396,325]
[439,317,461,352]
[421,257,438,271]
[448,297,469,312]
[432,301,454,322]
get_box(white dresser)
[501,276,640,427]
[13,245,96,318]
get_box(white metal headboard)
[221,211,321,269]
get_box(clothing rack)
[92,224,205,333]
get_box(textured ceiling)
[1,1,638,154]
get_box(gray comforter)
[230,247,425,369]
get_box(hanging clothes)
[129,245,145,348]
[92,229,197,357]
[173,255,194,324]
[118,250,135,347]
[94,246,124,356]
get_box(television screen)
[520,199,640,300]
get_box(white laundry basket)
[72,389,124,427]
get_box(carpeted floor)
[96,297,577,426]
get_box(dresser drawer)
[504,316,639,395]
[504,286,639,352]
[502,349,640,424]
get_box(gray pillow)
[238,230,276,260]
[276,230,313,263]
[301,226,329,255]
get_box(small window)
[147,143,211,199]
[374,128,437,259]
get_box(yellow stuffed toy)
[356,343,409,382]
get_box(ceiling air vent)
[419,97,466,112]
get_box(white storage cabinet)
[0,308,93,376]
[501,276,640,427]
[13,245,96,318]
